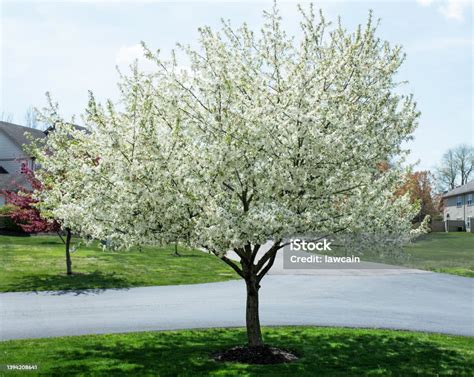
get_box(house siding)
[0,130,36,207]
[444,192,474,232]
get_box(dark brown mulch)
[213,345,299,365]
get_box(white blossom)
[33,4,422,276]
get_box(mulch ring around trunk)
[213,345,299,364]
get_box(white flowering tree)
[33,5,422,348]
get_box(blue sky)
[1,0,472,171]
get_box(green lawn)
[334,232,473,277]
[0,235,238,293]
[0,232,472,293]
[0,327,472,376]
[403,233,474,277]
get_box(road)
[1,272,472,340]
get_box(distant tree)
[436,145,474,191]
[25,107,40,129]
[454,145,474,186]
[436,150,457,191]
[396,171,437,222]
[1,164,73,275]
[0,111,13,122]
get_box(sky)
[0,0,472,171]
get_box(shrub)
[0,205,24,232]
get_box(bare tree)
[454,144,474,185]
[0,111,14,122]
[436,150,458,191]
[436,144,474,191]
[25,106,40,129]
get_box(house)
[0,121,47,206]
[0,121,89,206]
[443,180,474,232]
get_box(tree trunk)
[217,244,280,348]
[245,277,263,347]
[174,242,181,257]
[65,229,72,275]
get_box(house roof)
[0,121,46,150]
[443,180,474,198]
[0,121,89,152]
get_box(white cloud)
[418,0,472,21]
[115,44,157,73]
[439,0,471,21]
[116,44,146,66]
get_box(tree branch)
[254,240,282,273]
[257,251,278,283]
[220,255,245,279]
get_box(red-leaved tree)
[1,163,73,275]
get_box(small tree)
[396,171,437,223]
[1,164,73,275]
[34,4,423,350]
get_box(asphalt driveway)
[1,272,472,340]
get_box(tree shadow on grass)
[285,332,473,377]
[166,253,204,258]
[41,329,473,376]
[33,239,64,245]
[5,271,132,295]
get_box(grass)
[332,232,474,278]
[0,235,238,293]
[0,327,472,376]
[0,232,472,293]
[403,233,474,277]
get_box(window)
[468,194,473,206]
[456,196,462,207]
